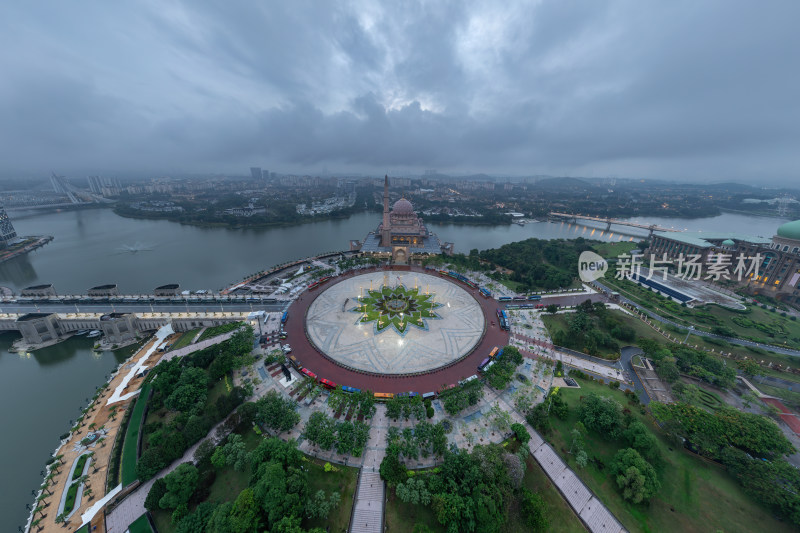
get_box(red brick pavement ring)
[284,265,510,394]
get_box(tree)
[212,434,249,471]
[165,367,208,413]
[579,393,623,438]
[159,463,199,510]
[623,421,661,467]
[379,447,408,487]
[575,450,588,468]
[737,358,764,378]
[145,478,167,512]
[396,478,431,505]
[610,448,660,503]
[520,489,549,532]
[510,423,530,444]
[545,304,559,314]
[490,402,512,432]
[255,390,301,435]
[306,489,342,519]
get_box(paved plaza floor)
[306,271,485,374]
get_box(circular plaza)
[305,270,485,374]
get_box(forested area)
[479,238,593,290]
[136,327,255,480]
[637,338,737,389]
[146,438,338,532]
[381,442,549,533]
[547,299,636,356]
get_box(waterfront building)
[20,284,57,298]
[0,205,18,247]
[154,284,180,296]
[88,284,120,297]
[352,175,453,263]
[649,218,800,306]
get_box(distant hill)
[534,177,601,192]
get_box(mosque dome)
[777,220,800,241]
[721,239,735,246]
[392,198,414,215]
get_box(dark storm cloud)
[0,0,798,182]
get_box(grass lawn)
[385,487,445,533]
[129,513,154,533]
[63,482,80,514]
[198,322,242,342]
[591,241,638,259]
[504,456,586,533]
[541,309,661,359]
[302,459,359,533]
[121,383,151,486]
[170,329,200,351]
[545,378,797,533]
[151,509,173,533]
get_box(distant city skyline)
[1,2,799,185]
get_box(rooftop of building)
[652,231,772,248]
[777,219,800,241]
[16,313,54,322]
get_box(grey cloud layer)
[0,1,798,182]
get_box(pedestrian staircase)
[349,470,384,533]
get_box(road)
[594,280,800,357]
[0,301,289,314]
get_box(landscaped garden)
[121,382,151,486]
[534,376,799,532]
[134,327,255,483]
[354,284,441,334]
[197,321,243,342]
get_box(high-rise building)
[261,169,270,180]
[250,167,262,180]
[0,205,19,248]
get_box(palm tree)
[84,487,94,500]
[97,437,106,448]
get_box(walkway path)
[350,471,384,533]
[488,390,627,533]
[105,414,233,533]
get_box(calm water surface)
[0,207,789,529]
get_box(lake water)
[0,207,790,529]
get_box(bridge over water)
[549,212,682,236]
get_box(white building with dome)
[648,219,800,307]
[352,175,453,263]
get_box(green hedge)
[63,483,80,514]
[121,383,151,486]
[71,454,88,481]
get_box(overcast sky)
[1,1,798,183]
